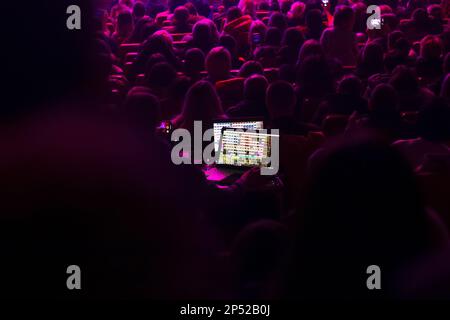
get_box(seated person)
[313,75,368,125]
[168,6,193,33]
[205,46,233,83]
[266,81,319,136]
[320,5,357,66]
[227,74,269,119]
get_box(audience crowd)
[7,0,450,298]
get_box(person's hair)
[359,41,384,77]
[128,16,153,43]
[296,55,334,97]
[184,48,205,76]
[389,66,419,94]
[420,35,443,60]
[305,9,323,38]
[192,19,219,52]
[417,97,450,142]
[123,88,161,130]
[266,80,296,118]
[132,1,146,19]
[205,46,231,82]
[244,74,268,101]
[239,60,264,78]
[174,6,190,25]
[338,74,362,96]
[141,32,177,66]
[265,27,282,46]
[227,6,243,21]
[388,31,405,50]
[289,1,306,19]
[249,20,268,44]
[282,27,304,48]
[428,4,443,19]
[145,62,177,88]
[269,12,288,32]
[116,11,133,34]
[219,34,238,57]
[369,83,398,113]
[145,53,167,75]
[412,8,429,27]
[297,39,323,63]
[183,1,198,15]
[333,5,355,30]
[280,0,293,14]
[238,0,256,17]
[174,81,224,128]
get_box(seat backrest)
[171,33,191,41]
[118,43,140,58]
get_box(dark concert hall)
[1,0,450,305]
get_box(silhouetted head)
[227,6,243,21]
[282,27,304,48]
[132,1,146,20]
[239,60,264,78]
[420,35,443,60]
[266,80,296,118]
[265,27,282,46]
[333,5,355,31]
[369,83,398,113]
[297,39,323,63]
[192,19,219,52]
[305,9,323,38]
[206,46,232,82]
[269,12,288,32]
[145,62,177,89]
[174,6,190,26]
[169,0,187,12]
[412,8,429,27]
[244,74,269,101]
[389,66,419,94]
[123,87,161,130]
[175,81,224,128]
[184,48,205,77]
[360,41,384,77]
[219,34,238,58]
[338,74,362,96]
[116,11,134,35]
[296,55,334,97]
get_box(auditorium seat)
[119,43,140,58]
[124,52,138,63]
[170,33,191,41]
